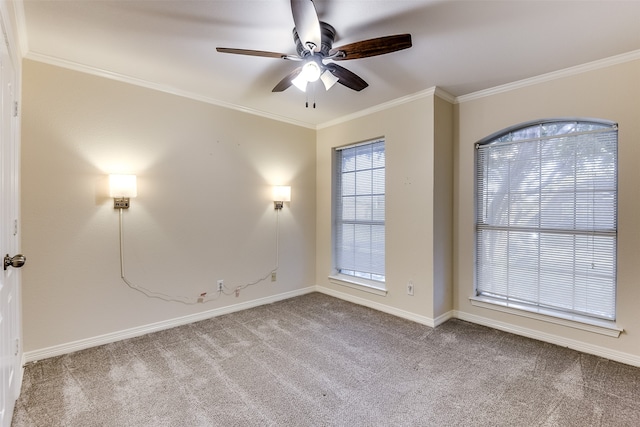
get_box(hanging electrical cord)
[117,207,281,305]
[221,208,281,297]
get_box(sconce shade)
[272,186,291,202]
[109,174,137,198]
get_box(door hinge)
[13,219,17,236]
[14,338,19,356]
[13,101,18,117]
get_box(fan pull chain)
[312,83,316,108]
[303,84,316,109]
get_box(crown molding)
[24,47,640,129]
[433,87,456,104]
[24,51,318,130]
[457,49,640,104]
[317,86,455,129]
[26,49,457,131]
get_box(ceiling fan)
[216,0,412,94]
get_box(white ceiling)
[18,0,640,128]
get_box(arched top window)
[478,118,616,146]
[475,118,618,323]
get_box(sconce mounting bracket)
[114,198,130,209]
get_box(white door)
[0,27,21,427]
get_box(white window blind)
[334,139,385,282]
[475,120,617,321]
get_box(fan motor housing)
[293,21,336,57]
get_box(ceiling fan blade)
[272,67,303,92]
[325,63,368,91]
[329,34,412,60]
[216,47,295,60]
[290,0,321,52]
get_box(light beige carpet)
[12,292,640,426]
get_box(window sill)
[328,275,387,296]
[469,296,623,338]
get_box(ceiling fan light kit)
[216,0,412,101]
[320,69,339,91]
[301,61,321,82]
[291,73,308,92]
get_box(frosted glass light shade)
[109,174,137,198]
[301,61,321,82]
[292,73,308,92]
[320,70,339,90]
[272,186,291,202]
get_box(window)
[333,139,385,285]
[475,119,617,322]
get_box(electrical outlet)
[271,272,276,282]
[407,281,414,296]
[217,280,224,291]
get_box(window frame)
[473,118,620,335]
[330,138,386,294]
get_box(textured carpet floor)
[12,292,640,426]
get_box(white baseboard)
[454,310,640,368]
[315,285,442,327]
[23,286,640,368]
[23,286,316,363]
[315,286,640,367]
[434,310,454,327]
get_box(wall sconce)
[109,174,137,209]
[272,185,291,210]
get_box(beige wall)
[433,96,454,320]
[21,54,640,364]
[315,92,454,323]
[454,59,640,359]
[21,60,317,352]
